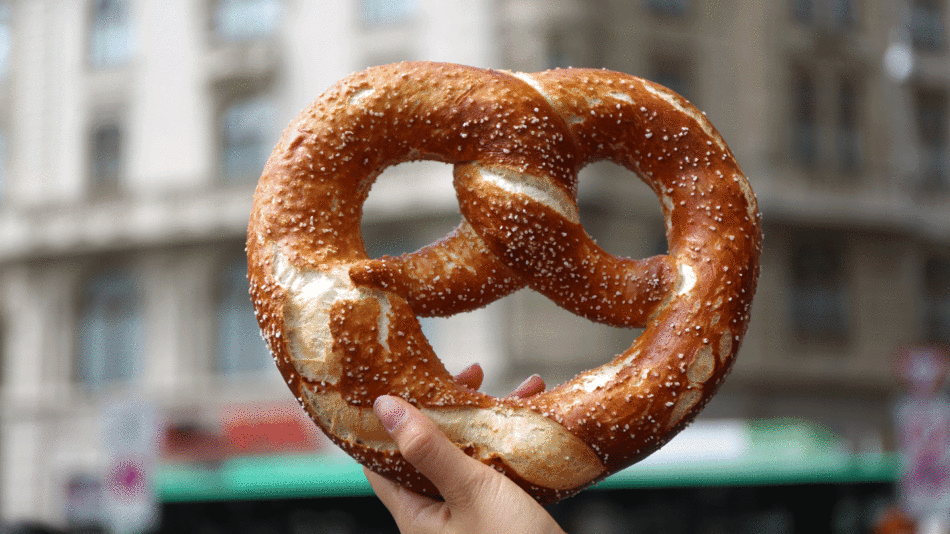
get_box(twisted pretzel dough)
[247,62,761,504]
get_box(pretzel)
[246,62,761,504]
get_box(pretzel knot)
[246,62,762,504]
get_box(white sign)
[101,398,160,534]
[896,394,950,522]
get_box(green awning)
[156,418,900,503]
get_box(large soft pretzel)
[247,62,761,504]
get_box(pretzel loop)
[246,62,762,504]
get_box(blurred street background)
[0,0,949,532]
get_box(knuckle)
[397,421,441,468]
[452,463,503,510]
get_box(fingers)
[454,363,547,399]
[508,374,545,398]
[374,395,490,507]
[454,363,545,399]
[369,394,569,534]
[453,363,484,391]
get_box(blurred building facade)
[0,0,947,527]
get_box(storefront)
[152,418,900,534]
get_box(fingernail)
[518,374,541,389]
[455,363,477,378]
[509,374,544,397]
[374,395,406,432]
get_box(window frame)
[790,0,859,30]
[788,235,852,345]
[645,0,691,19]
[88,121,124,198]
[0,128,7,206]
[209,0,283,43]
[0,314,6,390]
[359,0,418,27]
[835,75,862,175]
[787,63,866,178]
[75,266,143,388]
[87,0,133,70]
[212,251,270,375]
[0,1,12,81]
[923,255,950,347]
[216,85,278,186]
[910,0,948,52]
[791,66,820,170]
[647,49,696,104]
[913,86,950,192]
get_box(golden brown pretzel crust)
[246,61,762,504]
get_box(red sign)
[221,402,324,455]
[162,401,324,463]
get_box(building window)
[220,92,277,185]
[915,88,950,191]
[362,216,451,346]
[791,0,813,22]
[77,268,141,387]
[831,0,857,28]
[649,53,694,103]
[0,130,7,205]
[911,0,947,51]
[837,76,861,173]
[88,0,132,69]
[360,0,417,26]
[546,23,608,70]
[792,69,819,169]
[0,316,6,389]
[790,239,850,344]
[790,67,864,175]
[548,30,572,70]
[214,255,269,374]
[212,0,281,42]
[924,256,950,346]
[89,123,123,197]
[0,2,11,80]
[646,0,690,17]
[791,0,857,29]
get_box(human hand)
[451,362,546,398]
[364,365,565,534]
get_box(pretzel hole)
[360,160,459,257]
[504,161,669,387]
[359,159,510,393]
[577,161,669,260]
[509,290,636,388]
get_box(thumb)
[375,395,494,507]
